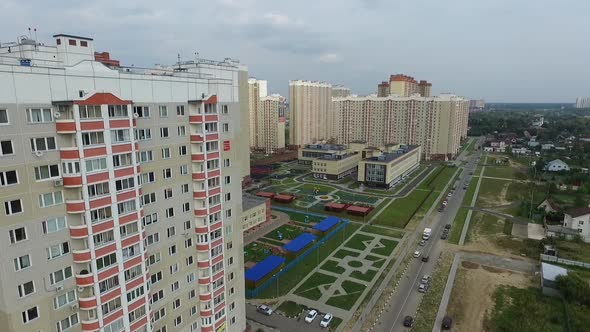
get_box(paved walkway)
[244,211,291,245]
[473,175,531,183]
[458,154,486,245]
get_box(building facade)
[331,86,351,98]
[241,195,270,231]
[289,80,333,146]
[377,74,431,97]
[0,34,248,332]
[575,97,590,109]
[357,145,421,188]
[248,80,285,153]
[333,94,469,160]
[311,153,361,180]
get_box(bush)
[556,273,590,306]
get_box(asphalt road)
[372,141,483,332]
[246,304,326,332]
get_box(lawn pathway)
[458,155,487,245]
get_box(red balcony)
[189,115,203,124]
[201,309,213,317]
[206,151,220,160]
[208,169,220,177]
[112,143,133,154]
[192,172,206,180]
[197,259,210,268]
[60,147,80,159]
[76,273,94,287]
[63,175,83,188]
[69,225,89,238]
[205,114,218,122]
[199,292,212,301]
[199,276,211,285]
[209,187,221,196]
[66,200,85,214]
[191,153,205,162]
[194,208,208,217]
[206,133,219,141]
[73,249,92,263]
[81,319,100,331]
[56,120,76,133]
[89,196,111,209]
[78,296,97,310]
[130,316,148,332]
[80,121,104,131]
[193,190,207,199]
[196,243,209,251]
[109,119,131,129]
[195,226,208,234]
[191,134,204,143]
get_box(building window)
[164,188,173,199]
[111,129,131,143]
[223,123,229,132]
[133,106,150,118]
[226,209,232,218]
[49,266,73,285]
[135,128,152,141]
[53,290,76,309]
[108,105,128,117]
[62,161,80,175]
[141,172,155,184]
[96,253,117,270]
[160,127,169,138]
[142,192,157,205]
[163,168,172,179]
[137,150,154,162]
[0,109,9,124]
[0,140,14,156]
[27,108,53,123]
[162,147,171,159]
[85,157,107,172]
[182,202,190,213]
[5,199,23,216]
[99,275,119,294]
[159,105,168,117]
[42,216,67,234]
[225,193,231,202]
[176,105,185,116]
[47,241,71,260]
[34,164,60,180]
[222,105,229,114]
[180,164,188,175]
[171,281,180,292]
[181,183,189,193]
[13,254,31,271]
[0,170,17,186]
[68,39,77,46]
[166,207,174,218]
[115,177,135,191]
[78,105,102,119]
[38,191,64,207]
[167,226,176,238]
[169,244,177,256]
[88,182,110,198]
[17,281,35,298]
[142,212,158,226]
[177,126,186,136]
[225,175,231,184]
[30,137,56,152]
[224,158,231,167]
[81,131,105,146]
[21,306,39,324]
[57,313,79,331]
[174,315,182,327]
[179,145,187,156]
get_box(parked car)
[419,240,426,246]
[257,304,273,316]
[447,192,453,197]
[445,224,451,229]
[442,316,453,329]
[418,283,429,293]
[463,186,467,190]
[441,233,448,240]
[320,313,333,328]
[442,200,448,206]
[305,310,318,323]
[422,256,429,262]
[403,316,414,327]
[413,251,421,258]
[421,275,431,284]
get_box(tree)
[555,273,590,306]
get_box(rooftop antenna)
[28,27,32,39]
[177,53,181,69]
[33,28,38,49]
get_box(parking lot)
[246,304,327,332]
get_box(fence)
[540,254,590,269]
[245,218,351,299]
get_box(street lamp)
[276,268,283,298]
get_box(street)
[245,304,326,332]
[372,139,483,332]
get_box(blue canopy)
[245,255,285,283]
[312,216,340,232]
[283,233,317,253]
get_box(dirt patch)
[462,261,479,269]
[497,183,510,206]
[447,264,533,332]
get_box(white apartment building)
[333,94,469,160]
[289,80,334,146]
[0,33,249,332]
[248,79,285,153]
[576,97,590,109]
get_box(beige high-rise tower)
[248,79,285,153]
[289,80,333,146]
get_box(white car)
[305,309,318,323]
[257,304,273,316]
[320,313,333,328]
[413,250,421,258]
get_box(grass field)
[244,242,276,263]
[429,167,458,191]
[370,238,398,256]
[553,240,590,263]
[334,190,380,204]
[299,183,337,195]
[281,210,325,223]
[264,224,305,241]
[277,300,308,317]
[255,223,361,299]
[350,269,378,282]
[321,260,346,274]
[373,190,431,228]
[448,178,479,244]
[294,272,338,300]
[418,166,444,190]
[360,225,405,239]
[484,166,521,179]
[326,280,366,310]
[333,249,361,259]
[365,255,386,268]
[344,233,375,250]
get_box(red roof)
[74,92,131,106]
[256,192,275,198]
[346,205,371,213]
[325,202,346,209]
[566,207,590,218]
[274,194,295,200]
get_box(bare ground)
[446,262,534,332]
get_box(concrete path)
[458,154,486,245]
[465,207,530,225]
[473,175,531,183]
[243,211,291,245]
[432,253,462,332]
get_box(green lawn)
[350,269,378,282]
[344,233,375,250]
[257,237,286,247]
[487,286,569,332]
[484,166,520,179]
[255,223,361,299]
[244,242,274,263]
[321,260,346,274]
[412,253,453,331]
[294,272,338,300]
[553,240,590,263]
[264,184,298,193]
[333,190,380,204]
[418,166,444,190]
[326,280,366,310]
[299,183,338,195]
[429,167,458,191]
[360,225,405,239]
[365,255,386,268]
[370,238,398,256]
[333,249,361,259]
[280,210,325,223]
[373,190,431,228]
[449,178,478,244]
[264,224,305,241]
[278,300,308,317]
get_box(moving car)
[419,240,426,246]
[442,316,453,329]
[422,256,429,262]
[305,309,318,323]
[418,283,429,293]
[413,251,421,258]
[445,224,451,229]
[320,313,333,328]
[403,316,414,327]
[257,304,273,316]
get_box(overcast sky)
[2,0,589,102]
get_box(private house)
[544,159,570,172]
[538,198,560,213]
[562,207,590,242]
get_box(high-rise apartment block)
[289,80,334,146]
[248,79,285,153]
[333,94,469,160]
[576,97,590,109]
[0,34,248,332]
[331,85,351,98]
[377,74,432,97]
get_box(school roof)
[283,233,317,253]
[274,194,295,200]
[244,255,286,283]
[325,202,347,209]
[256,192,275,198]
[347,205,372,213]
[313,216,341,232]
